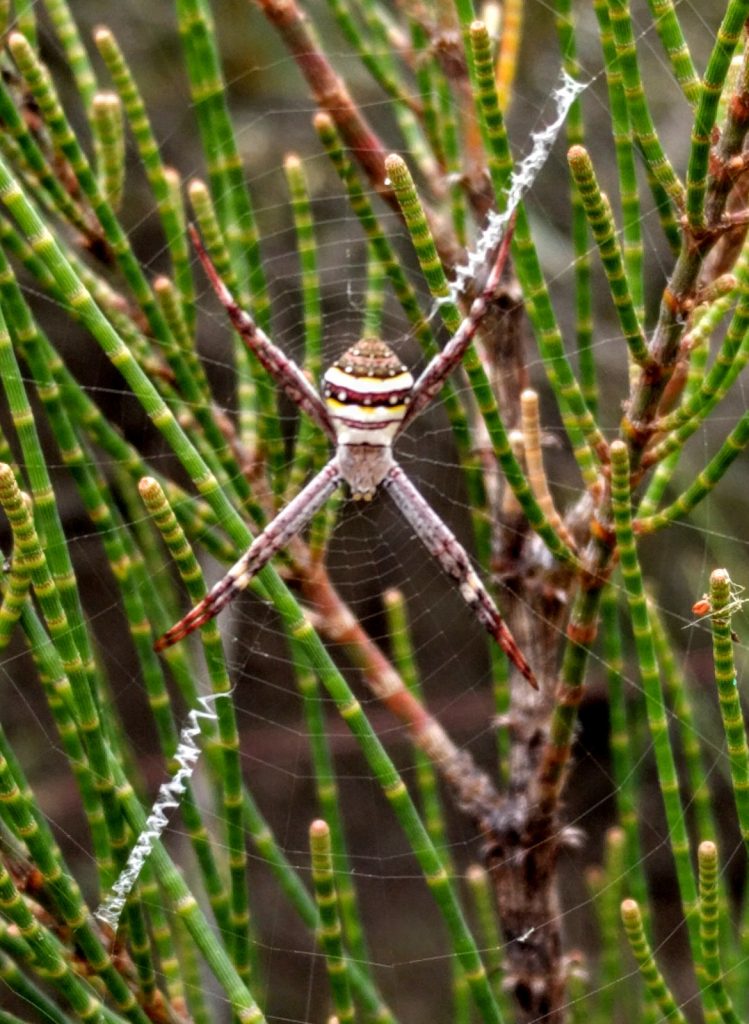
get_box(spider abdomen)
[323,337,413,446]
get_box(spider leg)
[191,226,336,442]
[397,217,516,435]
[155,460,341,651]
[383,463,538,689]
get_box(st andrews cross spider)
[155,225,537,689]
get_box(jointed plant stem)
[309,820,356,1024]
[699,840,742,1024]
[708,568,749,848]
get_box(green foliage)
[2,2,749,1024]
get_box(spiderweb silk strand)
[449,70,588,300]
[95,692,226,929]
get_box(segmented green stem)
[467,25,607,485]
[637,411,749,532]
[15,591,258,1022]
[284,154,322,379]
[0,557,31,650]
[600,587,647,910]
[283,154,328,500]
[111,770,266,1024]
[686,2,749,228]
[554,0,596,411]
[94,27,195,330]
[362,240,388,335]
[0,949,72,1024]
[174,0,268,318]
[0,856,106,1024]
[0,73,91,235]
[125,870,178,1006]
[8,33,263,512]
[592,0,643,316]
[176,0,283,478]
[466,22,514,201]
[0,155,495,1024]
[0,225,234,564]
[0,239,140,704]
[154,274,191,351]
[607,0,685,209]
[567,146,648,366]
[621,899,687,1022]
[637,324,710,516]
[17,596,112,883]
[382,586,470,1019]
[2,264,193,991]
[296,622,505,1023]
[385,152,575,565]
[91,91,125,211]
[538,578,603,814]
[409,21,444,164]
[645,0,699,105]
[648,597,716,844]
[610,441,701,961]
[315,116,440,351]
[8,33,175,339]
[0,293,136,873]
[654,263,749,451]
[0,721,62,870]
[149,594,392,1017]
[699,841,742,1024]
[41,0,97,108]
[594,828,629,1019]
[164,918,208,1024]
[384,154,459,320]
[187,177,257,441]
[291,647,371,972]
[239,789,394,1021]
[139,478,253,985]
[0,721,149,1024]
[465,865,504,995]
[384,590,449,852]
[67,468,231,959]
[439,80,468,245]
[21,573,263,1021]
[709,568,749,848]
[309,820,356,1024]
[324,0,431,180]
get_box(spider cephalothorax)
[155,227,537,689]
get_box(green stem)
[309,820,356,1024]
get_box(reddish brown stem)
[255,0,462,266]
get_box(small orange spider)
[689,582,746,642]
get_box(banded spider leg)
[154,461,341,650]
[383,465,537,687]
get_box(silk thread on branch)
[448,69,588,299]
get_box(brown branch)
[254,0,463,267]
[297,551,504,817]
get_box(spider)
[155,225,537,689]
[690,581,746,642]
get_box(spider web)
[3,1,749,1022]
